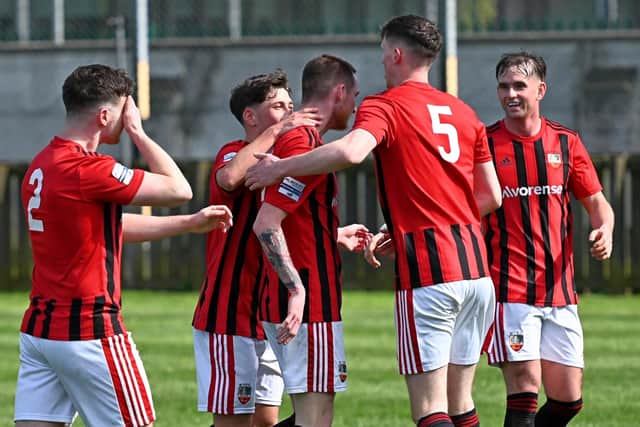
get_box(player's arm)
[473,160,502,216]
[337,224,372,252]
[122,205,233,243]
[253,202,305,344]
[579,191,614,260]
[217,109,321,192]
[246,128,377,190]
[122,96,193,207]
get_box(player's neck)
[58,121,101,152]
[504,115,542,138]
[301,100,333,136]
[397,65,431,87]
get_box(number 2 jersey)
[483,118,602,306]
[20,137,144,340]
[352,81,492,290]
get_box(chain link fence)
[0,0,638,43]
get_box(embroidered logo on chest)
[547,153,562,168]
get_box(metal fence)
[1,156,638,293]
[0,0,638,43]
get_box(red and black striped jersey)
[20,137,144,340]
[483,118,602,306]
[261,126,342,324]
[352,81,491,291]
[192,140,265,339]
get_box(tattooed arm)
[253,202,305,344]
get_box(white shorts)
[395,277,495,374]
[15,332,155,427]
[193,329,284,414]
[487,302,584,368]
[263,321,347,394]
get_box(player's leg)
[490,303,544,427]
[447,277,495,427]
[253,339,285,427]
[194,330,263,427]
[447,364,478,427]
[42,332,156,427]
[396,285,463,426]
[262,321,347,427]
[406,368,451,426]
[14,334,77,427]
[536,306,584,426]
[289,392,335,427]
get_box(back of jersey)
[353,81,491,289]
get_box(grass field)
[1,291,639,426]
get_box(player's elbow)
[490,189,502,211]
[253,212,268,238]
[165,182,193,207]
[216,169,241,192]
[340,144,367,167]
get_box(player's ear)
[392,47,402,64]
[243,107,256,127]
[537,81,547,100]
[334,83,346,103]
[97,106,110,127]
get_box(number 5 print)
[427,104,460,163]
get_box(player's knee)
[503,364,540,392]
[253,408,279,427]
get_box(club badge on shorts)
[508,331,524,352]
[237,384,252,404]
[338,361,347,382]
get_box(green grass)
[1,291,639,426]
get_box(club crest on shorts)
[237,384,252,404]
[508,331,524,352]
[547,153,562,168]
[338,361,347,382]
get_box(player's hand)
[277,285,305,345]
[188,205,233,234]
[245,153,282,191]
[122,96,145,137]
[337,224,373,252]
[589,224,612,260]
[278,108,322,135]
[364,230,394,268]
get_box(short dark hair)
[62,64,134,115]
[301,54,356,103]
[380,15,442,65]
[496,52,547,81]
[229,69,291,124]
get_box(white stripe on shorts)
[396,290,419,375]
[311,322,325,392]
[105,334,152,427]
[210,333,233,414]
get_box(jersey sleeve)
[209,141,245,203]
[474,122,492,163]
[263,129,326,214]
[352,95,396,147]
[78,155,144,204]
[568,135,603,200]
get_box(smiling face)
[497,66,546,120]
[247,87,293,134]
